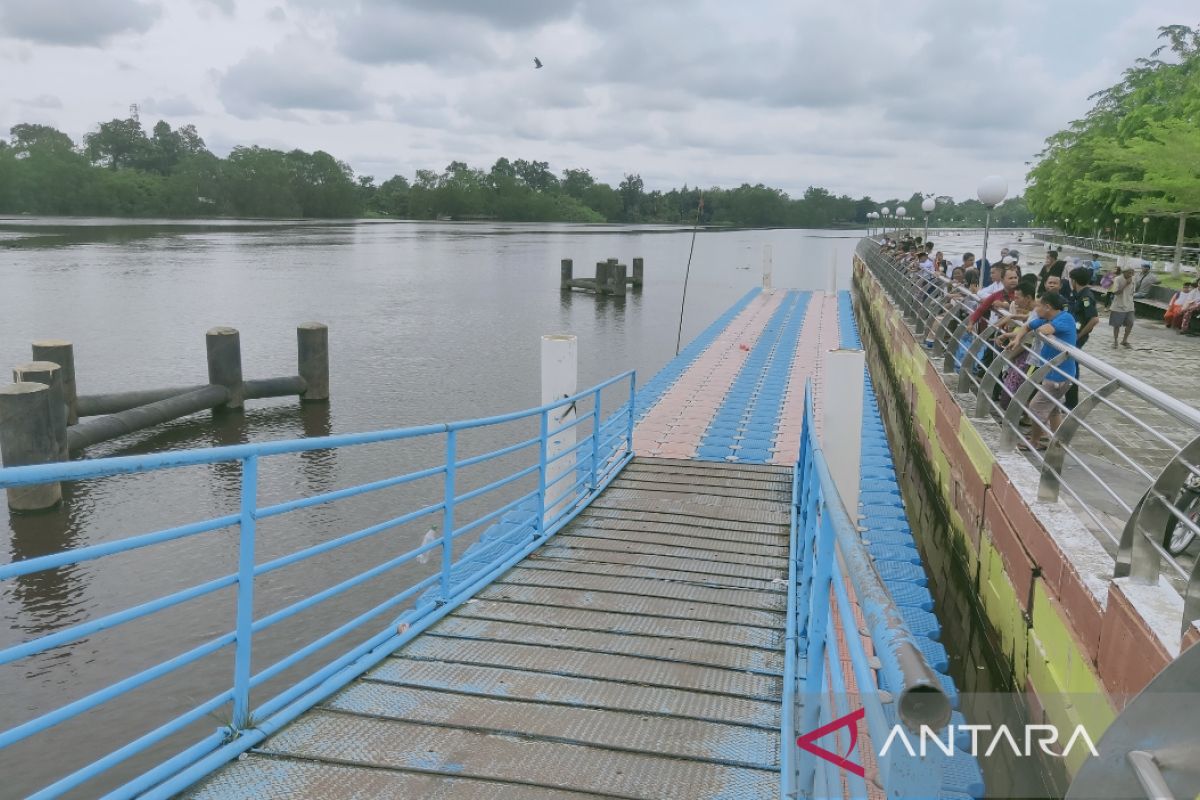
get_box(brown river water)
[1,218,871,798]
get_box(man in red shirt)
[968,265,1020,330]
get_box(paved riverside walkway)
[185,289,977,799]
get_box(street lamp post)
[977,175,1008,271]
[880,207,890,235]
[922,196,936,242]
[896,206,907,235]
[1141,216,1150,259]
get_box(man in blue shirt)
[999,292,1076,451]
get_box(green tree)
[84,117,149,170]
[371,175,411,217]
[1092,119,1200,270]
[618,173,644,221]
[1026,23,1200,258]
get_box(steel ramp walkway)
[186,458,791,800]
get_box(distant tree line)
[0,116,1034,227]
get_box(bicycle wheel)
[1163,495,1200,556]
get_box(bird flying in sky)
[534,57,543,69]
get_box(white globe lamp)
[976,175,1007,271]
[921,196,936,240]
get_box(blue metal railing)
[0,371,636,799]
[781,381,951,798]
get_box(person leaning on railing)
[968,266,1020,331]
[921,266,974,349]
[998,291,1078,452]
[998,279,1039,410]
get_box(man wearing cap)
[1132,262,1159,298]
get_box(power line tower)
[129,103,140,123]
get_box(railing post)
[537,409,549,536]
[441,429,457,601]
[798,507,835,796]
[626,373,637,456]
[1116,434,1200,585]
[1039,379,1119,500]
[232,454,258,730]
[590,388,601,490]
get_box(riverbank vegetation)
[1026,24,1199,249]
[0,116,1032,227]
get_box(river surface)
[1,218,861,798]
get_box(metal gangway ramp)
[189,458,790,799]
[2,290,975,799]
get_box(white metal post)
[541,334,578,524]
[762,244,773,290]
[822,349,865,521]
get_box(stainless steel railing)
[856,238,1200,636]
[1037,232,1200,268]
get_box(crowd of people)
[878,235,1107,452]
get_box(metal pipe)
[66,386,231,452]
[1127,750,1175,800]
[77,386,210,417]
[243,376,307,400]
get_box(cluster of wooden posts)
[0,324,329,512]
[560,257,644,295]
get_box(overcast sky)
[0,0,1195,200]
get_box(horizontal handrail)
[0,370,637,799]
[857,237,1200,636]
[0,370,635,488]
[782,380,950,798]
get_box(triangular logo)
[796,707,866,778]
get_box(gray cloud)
[18,93,62,109]
[218,38,374,118]
[395,0,578,29]
[0,0,161,46]
[197,0,235,15]
[337,4,498,67]
[142,94,203,116]
[2,0,1196,201]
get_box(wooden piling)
[0,382,63,511]
[560,259,573,290]
[611,263,628,296]
[32,340,77,425]
[297,323,330,403]
[595,262,612,295]
[206,327,244,411]
[13,361,68,459]
[632,257,644,288]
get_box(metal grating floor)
[186,458,791,799]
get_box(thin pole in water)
[675,191,703,356]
